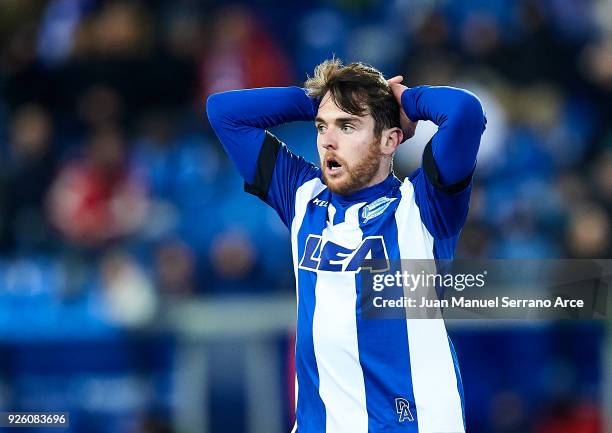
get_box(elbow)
[206,90,241,130]
[205,92,227,127]
[454,91,487,133]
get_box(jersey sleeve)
[401,86,486,239]
[244,131,320,227]
[409,140,473,240]
[206,87,320,228]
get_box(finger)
[389,83,405,99]
[387,75,403,85]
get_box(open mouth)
[325,157,343,175]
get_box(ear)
[380,127,403,156]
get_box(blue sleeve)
[402,86,486,239]
[206,87,320,227]
[251,132,320,227]
[401,86,486,185]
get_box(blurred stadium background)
[0,0,611,432]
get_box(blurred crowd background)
[0,0,610,432]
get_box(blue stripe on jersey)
[432,236,460,261]
[355,190,419,432]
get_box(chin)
[323,173,361,196]
[326,181,351,195]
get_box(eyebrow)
[315,116,363,125]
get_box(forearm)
[401,86,486,185]
[206,87,317,183]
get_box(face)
[315,92,385,195]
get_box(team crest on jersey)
[362,197,397,223]
[395,398,414,422]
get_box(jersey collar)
[330,173,401,205]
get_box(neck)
[362,157,392,189]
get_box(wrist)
[301,88,319,120]
[400,86,425,123]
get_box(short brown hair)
[304,58,400,138]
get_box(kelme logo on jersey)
[312,197,328,207]
[395,398,414,422]
[362,197,397,223]
[299,235,389,272]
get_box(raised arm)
[390,82,486,186]
[206,87,318,184]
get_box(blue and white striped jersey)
[207,84,486,433]
[247,133,469,433]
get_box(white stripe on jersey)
[396,180,465,433]
[291,178,327,280]
[312,202,369,433]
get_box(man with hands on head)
[207,58,486,433]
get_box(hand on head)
[387,75,418,142]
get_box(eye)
[341,123,355,133]
[316,124,327,134]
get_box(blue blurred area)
[451,323,604,433]
[0,0,610,432]
[0,336,175,433]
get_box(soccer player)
[206,59,486,433]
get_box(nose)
[321,129,338,151]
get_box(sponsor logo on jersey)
[298,235,389,272]
[362,197,397,223]
[312,198,329,207]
